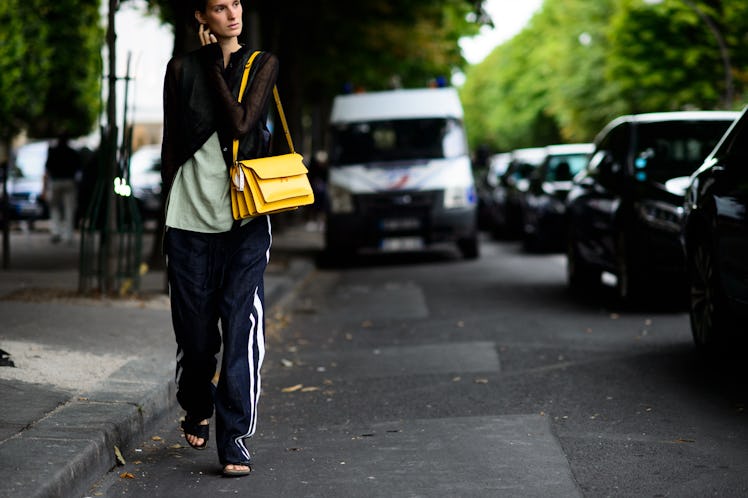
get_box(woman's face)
[196,0,243,40]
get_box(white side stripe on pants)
[235,287,266,461]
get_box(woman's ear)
[194,11,206,25]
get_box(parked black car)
[521,143,593,252]
[490,147,546,239]
[127,144,162,222]
[681,105,748,350]
[565,111,739,302]
[480,152,512,234]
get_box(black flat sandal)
[181,417,209,450]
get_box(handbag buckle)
[232,164,245,191]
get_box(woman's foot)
[181,418,209,450]
[223,463,252,477]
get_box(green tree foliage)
[0,0,101,143]
[27,0,103,138]
[461,0,748,153]
[0,0,51,142]
[538,0,620,141]
[461,27,562,152]
[143,0,482,151]
[608,0,748,112]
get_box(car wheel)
[521,218,540,253]
[688,238,734,351]
[615,233,645,303]
[566,236,598,293]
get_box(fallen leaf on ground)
[473,378,489,384]
[280,358,294,368]
[282,384,304,393]
[114,446,126,466]
[119,472,136,479]
[151,436,162,441]
[301,386,320,392]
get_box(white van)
[324,87,479,259]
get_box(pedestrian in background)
[160,0,279,477]
[44,136,81,244]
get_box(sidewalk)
[0,218,323,498]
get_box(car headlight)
[328,184,354,213]
[636,200,684,233]
[444,185,476,209]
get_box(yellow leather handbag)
[230,51,314,219]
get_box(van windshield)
[330,118,467,165]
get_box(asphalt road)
[88,236,748,497]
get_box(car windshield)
[546,153,589,182]
[330,118,467,165]
[635,120,733,182]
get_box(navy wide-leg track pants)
[165,216,271,465]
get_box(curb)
[0,256,316,498]
[0,357,175,498]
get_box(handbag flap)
[253,175,313,203]
[239,153,308,179]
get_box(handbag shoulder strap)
[234,51,295,164]
[272,86,295,154]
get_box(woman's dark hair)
[192,0,207,13]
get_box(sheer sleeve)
[161,56,183,190]
[203,46,279,138]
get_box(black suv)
[681,105,748,350]
[566,111,738,302]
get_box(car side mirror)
[594,151,622,186]
[528,171,543,191]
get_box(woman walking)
[161,0,278,477]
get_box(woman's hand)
[198,23,217,46]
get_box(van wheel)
[319,245,353,268]
[458,235,479,260]
[321,231,355,268]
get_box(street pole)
[103,0,119,293]
[1,153,9,269]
